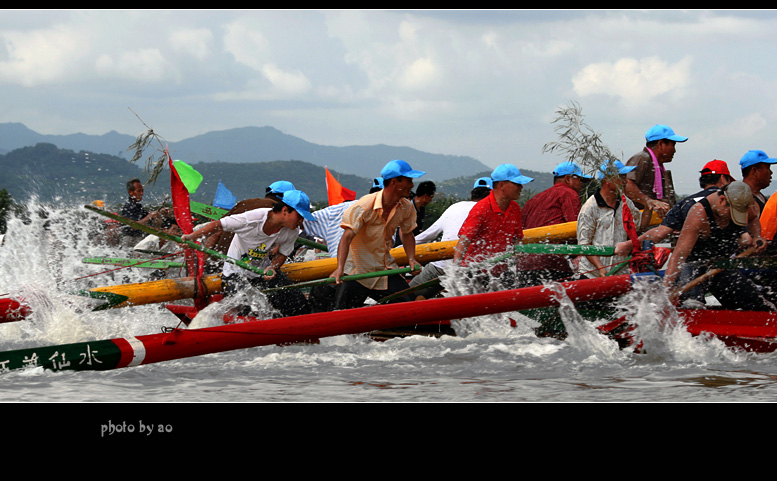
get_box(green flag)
[173,160,203,194]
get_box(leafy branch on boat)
[126,108,169,186]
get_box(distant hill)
[0,143,553,207]
[0,122,492,182]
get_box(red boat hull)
[166,291,777,353]
[0,298,31,323]
[600,309,777,353]
[681,309,777,352]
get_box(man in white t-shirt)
[183,189,316,317]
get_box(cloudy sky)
[2,9,777,195]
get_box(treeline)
[0,143,555,233]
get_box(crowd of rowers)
[118,123,777,318]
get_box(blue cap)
[281,190,316,221]
[597,160,636,180]
[739,150,777,170]
[645,124,688,143]
[491,164,533,185]
[473,177,493,189]
[380,160,425,180]
[267,180,296,195]
[372,177,384,189]
[553,161,591,179]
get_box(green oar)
[190,201,229,220]
[515,244,615,256]
[83,205,271,277]
[68,290,130,310]
[483,243,616,266]
[295,237,328,252]
[82,257,184,269]
[260,267,416,294]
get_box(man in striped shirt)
[304,201,353,259]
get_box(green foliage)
[422,192,460,230]
[0,143,144,204]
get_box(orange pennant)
[325,167,356,206]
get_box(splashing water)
[547,282,624,361]
[0,200,186,350]
[611,277,748,364]
[441,261,539,339]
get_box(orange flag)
[761,194,777,241]
[326,167,356,206]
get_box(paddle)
[82,256,184,270]
[189,200,229,220]
[671,245,758,301]
[84,205,272,277]
[515,244,615,256]
[295,237,328,252]
[69,290,130,311]
[468,243,616,270]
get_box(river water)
[2,201,777,412]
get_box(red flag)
[325,167,356,206]
[169,151,208,309]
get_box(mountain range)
[0,122,493,182]
[0,123,554,206]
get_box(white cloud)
[94,48,170,82]
[717,112,768,139]
[0,24,89,86]
[572,56,693,107]
[170,27,213,61]
[223,20,270,70]
[398,57,440,91]
[261,63,311,95]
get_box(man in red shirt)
[453,164,532,286]
[517,161,591,285]
[523,161,589,227]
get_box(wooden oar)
[671,246,758,301]
[84,205,271,277]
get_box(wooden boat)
[0,209,659,322]
[163,302,457,340]
[163,294,777,354]
[4,268,776,374]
